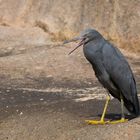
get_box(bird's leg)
[85,95,111,125]
[108,95,128,124]
[100,95,110,122]
[120,95,125,120]
[85,94,128,125]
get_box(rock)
[0,0,139,52]
[19,112,23,115]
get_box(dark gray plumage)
[64,28,139,118]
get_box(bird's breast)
[83,43,102,62]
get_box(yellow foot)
[108,118,128,124]
[85,118,128,125]
[85,120,110,125]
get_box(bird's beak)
[63,36,85,55]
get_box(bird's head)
[63,28,102,55]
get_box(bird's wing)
[102,43,137,103]
[102,42,139,115]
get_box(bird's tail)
[123,81,140,117]
[124,96,139,117]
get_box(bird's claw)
[85,118,128,125]
[107,118,128,124]
[85,120,110,125]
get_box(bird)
[63,28,139,124]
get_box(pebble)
[22,91,26,93]
[6,89,10,92]
[46,75,53,78]
[10,97,14,99]
[19,112,23,115]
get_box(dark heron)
[63,28,139,124]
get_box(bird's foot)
[85,120,110,125]
[107,118,128,124]
[85,118,128,125]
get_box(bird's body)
[83,35,139,116]
[64,28,139,124]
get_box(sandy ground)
[0,83,139,140]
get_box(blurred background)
[0,0,139,89]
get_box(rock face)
[0,0,139,87]
[0,0,139,51]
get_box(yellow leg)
[85,95,110,125]
[85,95,128,125]
[108,96,128,124]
